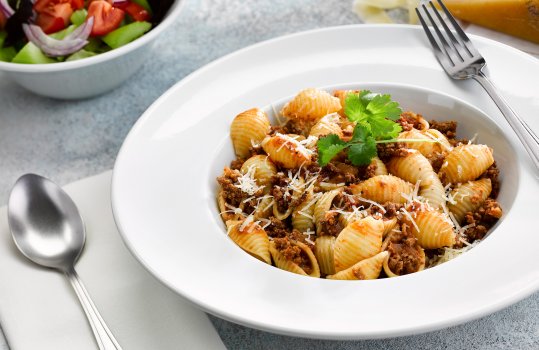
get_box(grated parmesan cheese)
[234,165,264,195]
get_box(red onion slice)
[0,0,15,18]
[22,18,94,57]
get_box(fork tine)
[415,6,453,68]
[420,2,461,66]
[428,1,464,62]
[436,0,481,57]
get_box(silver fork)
[416,0,539,172]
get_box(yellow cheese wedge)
[442,0,539,44]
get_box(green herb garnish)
[317,90,407,167]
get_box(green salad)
[0,0,173,64]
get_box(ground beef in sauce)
[229,159,245,170]
[271,173,291,213]
[216,167,244,207]
[320,161,358,184]
[429,120,457,139]
[385,225,424,275]
[429,152,446,173]
[318,212,343,237]
[265,217,288,238]
[273,237,313,274]
[463,198,502,242]
[281,119,313,136]
[376,142,408,162]
[480,162,501,199]
[370,202,402,219]
[399,112,427,130]
[333,191,361,211]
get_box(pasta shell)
[399,128,452,157]
[292,190,318,232]
[269,240,321,278]
[281,88,342,121]
[230,108,270,158]
[315,235,336,275]
[261,134,312,169]
[217,190,242,221]
[439,144,494,184]
[382,217,399,238]
[349,175,413,204]
[314,189,343,234]
[253,195,274,219]
[388,150,446,209]
[383,247,426,278]
[334,216,384,272]
[327,251,388,280]
[370,156,388,176]
[309,113,343,138]
[402,211,455,249]
[448,178,492,224]
[241,155,277,189]
[227,220,271,264]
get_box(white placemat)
[0,171,226,350]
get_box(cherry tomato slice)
[114,2,150,22]
[34,0,84,13]
[87,1,126,37]
[35,2,73,34]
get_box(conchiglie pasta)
[309,113,343,138]
[269,240,321,278]
[230,108,270,158]
[315,235,336,275]
[349,175,413,204]
[281,88,342,121]
[403,211,456,249]
[241,155,277,189]
[448,178,492,224]
[370,157,388,176]
[327,251,388,280]
[439,144,494,184]
[399,128,451,157]
[227,220,271,264]
[273,177,305,220]
[383,247,425,278]
[387,150,446,209]
[261,134,312,169]
[292,190,318,233]
[314,189,343,234]
[334,217,383,272]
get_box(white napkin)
[0,171,226,350]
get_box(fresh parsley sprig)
[317,90,434,167]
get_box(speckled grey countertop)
[0,0,538,349]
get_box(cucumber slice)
[70,9,88,26]
[102,21,151,49]
[11,42,56,64]
[50,25,77,40]
[0,47,16,62]
[66,49,96,62]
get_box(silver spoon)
[8,174,122,350]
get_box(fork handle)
[473,71,539,172]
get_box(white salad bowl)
[0,0,184,99]
[112,25,539,339]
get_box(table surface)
[1,0,538,349]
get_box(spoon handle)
[65,268,122,350]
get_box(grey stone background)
[0,0,538,349]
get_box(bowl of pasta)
[112,24,539,339]
[214,85,514,280]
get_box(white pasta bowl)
[0,1,184,99]
[113,79,536,338]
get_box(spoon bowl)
[8,174,85,271]
[8,174,122,350]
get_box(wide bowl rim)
[111,25,539,339]
[0,0,185,72]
